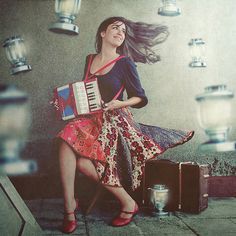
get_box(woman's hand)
[103,100,125,111]
[102,97,142,112]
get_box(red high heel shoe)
[61,199,79,234]
[111,202,139,227]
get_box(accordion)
[53,78,102,120]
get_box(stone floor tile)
[176,198,236,219]
[230,219,236,224]
[24,198,43,215]
[180,218,236,236]
[38,218,87,235]
[87,221,142,236]
[40,198,64,211]
[85,208,118,221]
[135,215,196,235]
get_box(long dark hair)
[95,16,169,64]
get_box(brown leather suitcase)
[143,159,209,213]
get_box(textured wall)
[0,0,235,175]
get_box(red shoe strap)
[120,210,136,214]
[120,203,138,214]
[120,205,138,214]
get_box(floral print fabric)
[57,108,194,191]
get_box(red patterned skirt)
[57,108,194,190]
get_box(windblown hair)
[95,16,169,64]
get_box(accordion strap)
[85,54,125,100]
[85,54,125,81]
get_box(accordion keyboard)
[85,81,101,111]
[72,79,102,114]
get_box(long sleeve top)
[83,55,148,108]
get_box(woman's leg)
[59,141,77,220]
[77,158,136,219]
[76,158,100,182]
[105,186,136,219]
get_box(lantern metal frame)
[158,0,181,17]
[189,38,207,68]
[195,85,236,152]
[3,36,31,75]
[49,0,81,35]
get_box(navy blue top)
[83,55,148,108]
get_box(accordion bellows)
[54,78,102,120]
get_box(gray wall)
[0,0,235,176]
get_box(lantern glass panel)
[55,0,81,16]
[0,103,30,141]
[162,0,177,7]
[159,0,180,15]
[5,40,26,65]
[0,85,37,175]
[197,97,232,130]
[0,86,31,163]
[190,44,200,62]
[190,40,205,63]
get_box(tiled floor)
[25,198,236,236]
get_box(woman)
[56,16,194,233]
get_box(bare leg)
[59,141,77,220]
[105,186,136,218]
[77,157,136,218]
[77,158,99,182]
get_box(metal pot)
[148,184,169,216]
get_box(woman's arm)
[122,58,148,108]
[103,97,142,112]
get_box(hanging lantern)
[158,0,181,17]
[189,38,206,67]
[3,36,32,75]
[49,0,81,35]
[0,84,37,175]
[195,85,236,152]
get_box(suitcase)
[143,159,209,213]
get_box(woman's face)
[101,21,126,48]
